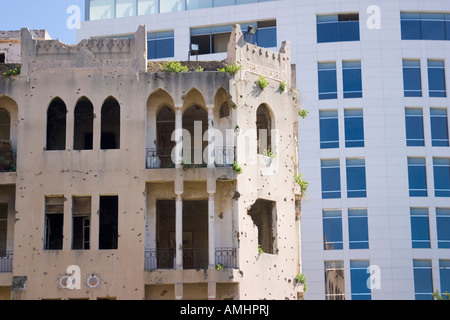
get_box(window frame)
[318,62,338,100]
[428,60,447,98]
[430,108,449,147]
[410,208,431,249]
[413,260,434,300]
[408,157,428,197]
[346,158,367,198]
[350,260,371,300]
[322,209,343,250]
[321,159,341,199]
[403,60,422,97]
[405,108,425,147]
[320,110,339,149]
[342,61,363,99]
[433,158,450,197]
[344,109,365,148]
[348,209,369,249]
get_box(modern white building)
[78,0,450,300]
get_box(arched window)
[46,98,67,151]
[101,97,120,150]
[156,106,175,168]
[256,104,272,155]
[74,97,94,150]
[0,109,10,141]
[183,105,208,165]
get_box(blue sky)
[0,0,85,44]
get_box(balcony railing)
[144,247,236,271]
[146,147,235,169]
[0,252,13,273]
[215,247,237,269]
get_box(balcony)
[144,247,236,271]
[146,147,235,169]
[0,252,13,273]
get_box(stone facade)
[0,24,302,300]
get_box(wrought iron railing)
[0,251,13,273]
[144,248,216,271]
[146,147,235,169]
[215,247,237,269]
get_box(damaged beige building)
[0,24,302,300]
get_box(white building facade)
[78,0,450,300]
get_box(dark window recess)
[0,53,5,64]
[74,98,94,150]
[99,196,118,250]
[317,13,360,43]
[220,103,230,118]
[72,197,91,250]
[247,199,276,254]
[156,106,176,168]
[45,197,65,250]
[101,97,121,150]
[46,98,67,151]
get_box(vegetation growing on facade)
[298,109,309,119]
[295,173,309,194]
[161,60,189,73]
[295,273,307,291]
[233,162,243,174]
[279,80,287,92]
[257,76,269,89]
[218,62,242,75]
[2,66,21,77]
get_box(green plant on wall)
[233,162,243,174]
[279,80,287,92]
[295,173,309,194]
[263,149,276,158]
[218,63,242,75]
[258,245,264,254]
[216,263,224,270]
[298,109,309,119]
[257,76,269,90]
[433,290,450,300]
[295,273,307,291]
[3,66,21,77]
[161,60,189,73]
[180,158,195,170]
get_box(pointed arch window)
[46,98,67,151]
[74,98,94,150]
[101,97,121,150]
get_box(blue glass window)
[440,260,450,293]
[410,208,430,248]
[343,61,362,98]
[323,210,343,250]
[320,110,339,149]
[345,109,364,148]
[436,208,450,249]
[405,108,425,147]
[431,109,449,147]
[148,31,174,60]
[428,60,446,98]
[433,158,450,197]
[403,60,422,97]
[401,12,450,40]
[321,159,341,199]
[348,209,369,249]
[408,158,427,197]
[317,14,360,43]
[350,260,371,300]
[413,260,433,300]
[318,62,337,100]
[346,158,366,198]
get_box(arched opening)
[101,97,120,150]
[256,104,272,155]
[156,106,175,168]
[46,98,67,151]
[219,102,230,118]
[183,105,208,166]
[74,97,94,150]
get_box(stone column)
[207,105,215,168]
[208,193,215,269]
[175,194,183,270]
[174,106,183,168]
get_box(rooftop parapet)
[226,24,292,86]
[20,25,147,76]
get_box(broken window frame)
[256,104,272,155]
[248,199,277,255]
[74,97,94,151]
[72,196,91,250]
[44,196,65,251]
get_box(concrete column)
[175,194,183,270]
[208,193,215,269]
[208,281,217,300]
[207,106,215,168]
[175,107,183,167]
